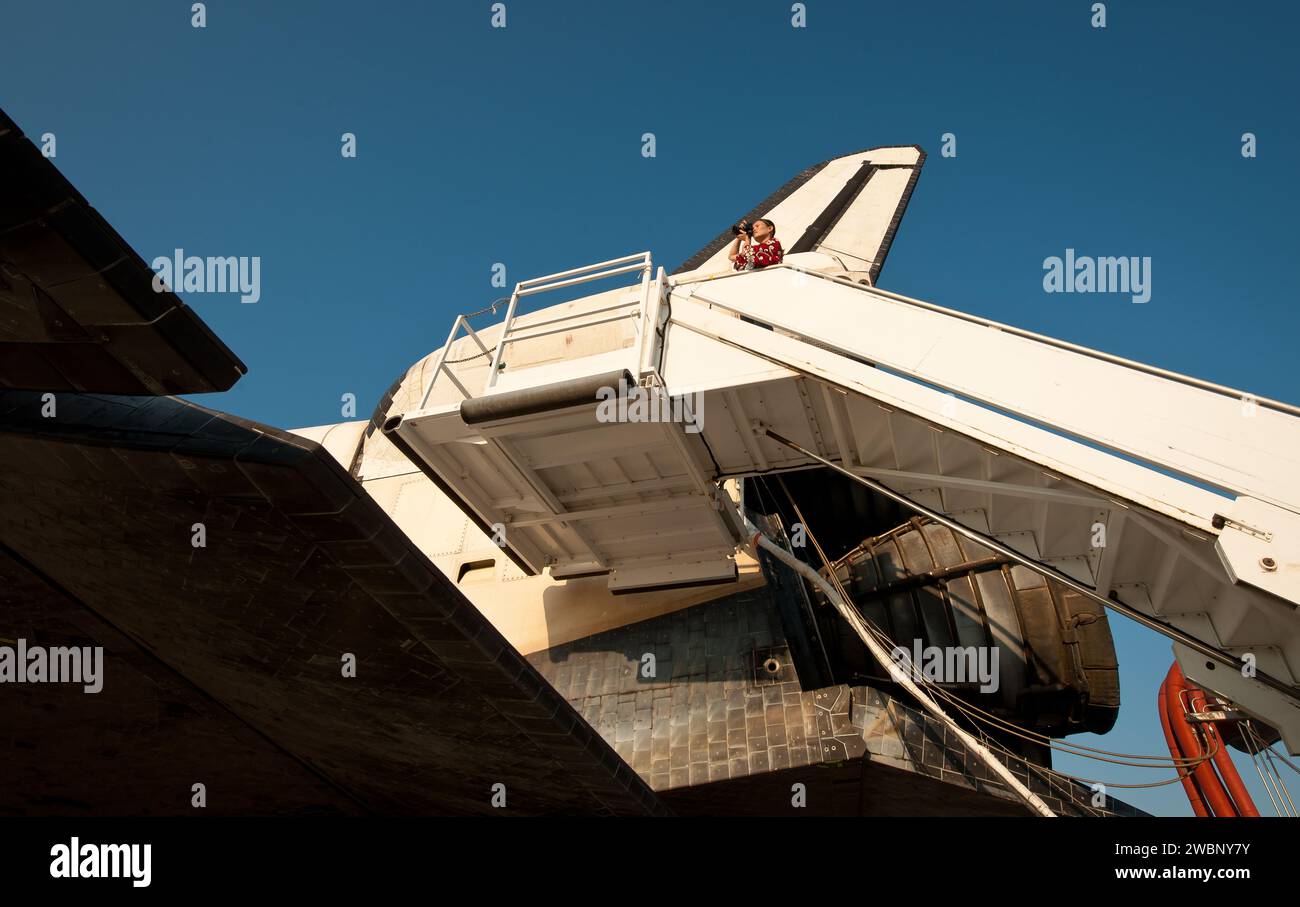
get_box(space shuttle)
[3,107,1295,817]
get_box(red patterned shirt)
[733,237,783,271]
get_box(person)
[727,218,783,271]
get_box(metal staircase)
[383,250,1300,752]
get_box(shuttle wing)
[0,391,665,815]
[0,107,245,394]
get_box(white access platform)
[386,250,1300,752]
[384,253,747,593]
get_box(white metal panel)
[374,242,1300,749]
[658,315,794,395]
[660,282,1300,749]
[683,267,1300,514]
[1216,496,1300,603]
[390,386,745,587]
[667,298,1229,530]
[1178,641,1300,754]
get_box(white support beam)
[557,474,693,504]
[724,388,769,471]
[1092,508,1128,597]
[846,465,1108,508]
[819,383,857,469]
[659,418,743,547]
[508,495,714,528]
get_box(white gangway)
[384,249,1300,754]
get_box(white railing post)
[420,314,469,409]
[639,263,665,378]
[485,286,522,392]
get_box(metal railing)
[671,260,1300,418]
[421,252,663,408]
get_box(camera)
[731,220,753,236]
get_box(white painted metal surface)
[386,253,745,588]
[379,253,1300,751]
[361,135,1300,752]
[675,265,1300,513]
[658,265,1300,751]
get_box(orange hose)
[1166,666,1235,815]
[1159,673,1209,816]
[1181,670,1260,817]
[1206,719,1261,816]
[1161,662,1259,817]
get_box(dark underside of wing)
[0,391,665,816]
[0,108,245,395]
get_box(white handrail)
[516,261,648,297]
[671,262,1300,418]
[485,253,652,392]
[419,252,656,402]
[515,252,650,288]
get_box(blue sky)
[4,0,1297,816]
